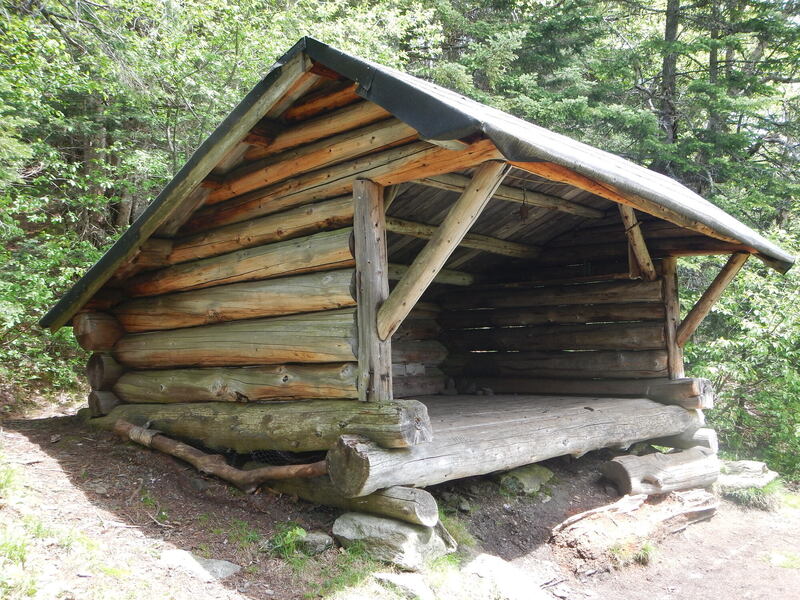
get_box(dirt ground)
[1,405,799,600]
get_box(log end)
[327,435,381,497]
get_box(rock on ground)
[496,464,554,495]
[719,460,779,490]
[160,548,241,582]
[374,572,435,600]
[299,530,334,555]
[333,512,456,571]
[462,553,552,600]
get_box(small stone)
[458,499,471,513]
[190,478,212,492]
[333,513,456,571]
[161,548,241,581]
[91,484,108,496]
[299,531,333,555]
[374,572,435,600]
[496,464,554,495]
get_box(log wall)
[437,277,685,392]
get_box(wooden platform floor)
[328,394,697,492]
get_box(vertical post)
[661,256,685,379]
[353,179,392,402]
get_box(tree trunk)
[114,363,358,403]
[92,399,432,452]
[327,395,700,496]
[601,447,719,495]
[268,476,438,526]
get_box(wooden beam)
[207,119,418,204]
[387,263,474,286]
[244,102,391,161]
[618,205,657,280]
[661,257,684,378]
[385,217,540,259]
[182,139,501,234]
[377,161,509,340]
[510,160,748,246]
[353,180,392,403]
[418,172,604,219]
[676,252,750,347]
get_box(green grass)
[438,509,476,548]
[609,539,656,567]
[0,462,17,502]
[781,491,800,510]
[22,516,55,540]
[229,519,262,550]
[723,479,784,511]
[305,542,377,599]
[140,489,157,509]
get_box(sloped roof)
[40,37,795,330]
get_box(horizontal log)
[445,350,669,380]
[114,269,355,332]
[73,312,125,352]
[439,279,663,310]
[126,228,354,297]
[87,353,126,390]
[458,376,713,408]
[88,390,121,417]
[169,196,354,264]
[385,217,541,259]
[82,288,125,312]
[548,220,703,248]
[601,447,719,496]
[282,83,360,121]
[444,322,666,351]
[388,263,474,286]
[112,238,173,280]
[114,309,357,369]
[268,477,439,527]
[244,102,392,161]
[113,420,326,493]
[650,427,719,453]
[417,172,604,218]
[113,363,358,403]
[92,399,431,451]
[181,140,500,234]
[645,378,715,409]
[392,340,448,365]
[208,119,418,203]
[535,237,755,266]
[440,303,665,329]
[327,395,700,496]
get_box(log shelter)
[42,38,795,511]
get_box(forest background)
[1,0,798,477]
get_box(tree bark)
[327,395,700,496]
[93,399,432,452]
[601,447,719,495]
[268,476,438,526]
[114,363,358,403]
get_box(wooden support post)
[661,256,684,379]
[377,161,509,340]
[618,205,657,280]
[353,179,392,402]
[676,252,750,347]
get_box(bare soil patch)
[1,410,799,600]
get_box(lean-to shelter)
[41,37,794,505]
